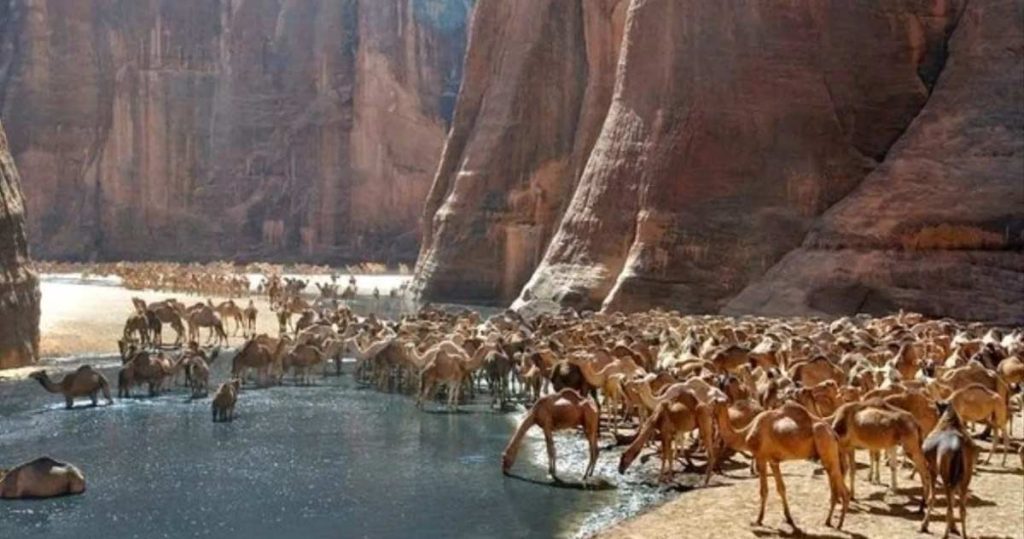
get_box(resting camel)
[711,399,849,531]
[502,388,599,482]
[0,457,86,499]
[948,384,1009,465]
[619,387,715,485]
[212,379,241,422]
[29,367,113,409]
[921,403,979,539]
[830,400,932,507]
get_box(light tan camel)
[711,399,849,531]
[0,457,86,499]
[619,387,715,485]
[29,366,113,409]
[948,384,1009,465]
[830,400,933,512]
[921,403,979,539]
[788,356,846,387]
[212,379,241,422]
[502,388,600,482]
[414,343,467,410]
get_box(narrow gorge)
[414,0,1023,324]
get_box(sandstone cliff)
[0,0,472,264]
[416,0,1023,324]
[0,119,40,368]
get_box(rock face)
[0,119,40,368]
[416,0,1023,324]
[0,0,473,264]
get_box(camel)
[29,367,113,409]
[483,349,513,409]
[414,343,468,410]
[283,343,325,385]
[243,300,258,337]
[921,403,979,539]
[187,305,228,345]
[212,299,245,336]
[145,300,187,346]
[212,379,241,422]
[788,355,845,387]
[232,338,277,387]
[118,349,174,398]
[502,388,599,482]
[0,457,86,499]
[123,313,149,345]
[711,399,849,531]
[619,387,715,485]
[179,354,211,398]
[830,400,933,509]
[948,384,1009,465]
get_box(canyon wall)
[0,0,473,264]
[416,0,1023,324]
[0,119,39,368]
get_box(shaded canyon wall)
[415,0,1023,324]
[0,119,39,368]
[0,0,474,264]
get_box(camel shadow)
[503,471,617,491]
[974,465,1024,476]
[751,525,869,539]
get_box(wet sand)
[599,415,1024,539]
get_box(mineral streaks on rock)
[0,119,40,368]
[0,0,473,264]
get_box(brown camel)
[283,343,325,385]
[711,399,849,531]
[0,457,86,499]
[414,343,467,410]
[921,403,979,539]
[243,300,258,337]
[232,338,277,386]
[502,388,600,482]
[145,300,187,346]
[212,379,241,422]
[187,305,228,345]
[123,313,149,345]
[213,299,245,336]
[830,400,933,512]
[948,384,1009,465]
[118,350,174,398]
[29,366,113,409]
[788,355,845,387]
[619,387,715,485]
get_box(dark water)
[0,359,665,539]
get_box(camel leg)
[847,449,857,500]
[943,485,955,539]
[101,381,113,405]
[888,446,899,492]
[90,392,98,407]
[770,461,797,530]
[957,486,968,539]
[544,428,560,482]
[754,458,769,526]
[584,419,599,480]
[65,396,74,409]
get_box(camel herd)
[14,302,1024,538]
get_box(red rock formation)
[0,0,472,264]
[414,0,629,303]
[0,119,40,368]
[418,0,1023,323]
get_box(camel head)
[28,370,48,383]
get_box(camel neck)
[713,404,749,452]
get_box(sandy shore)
[599,415,1024,539]
[36,273,414,359]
